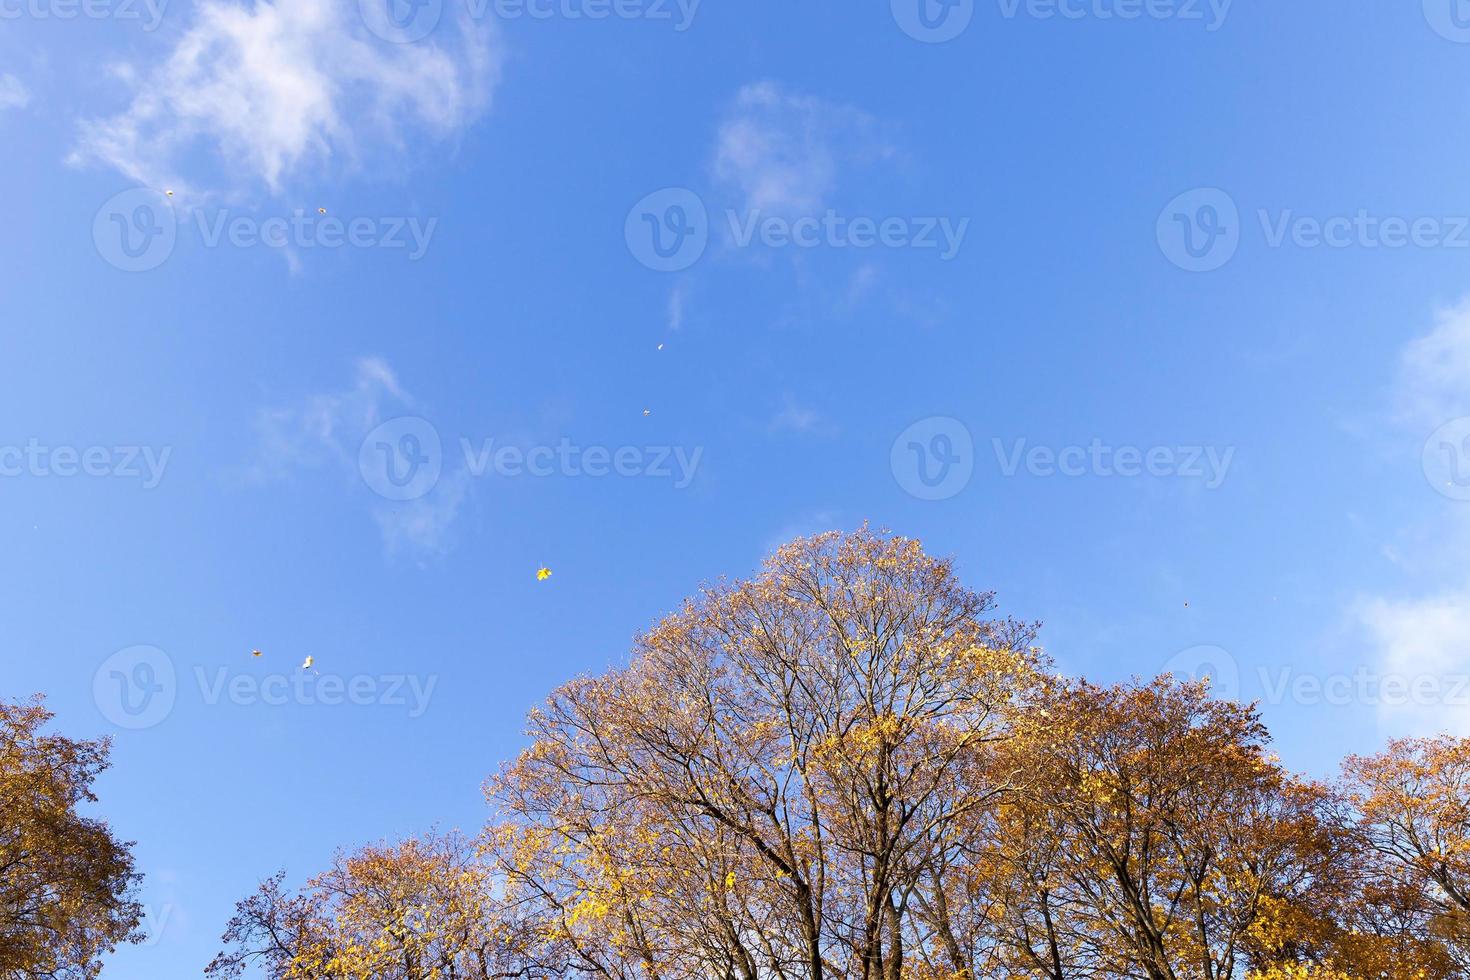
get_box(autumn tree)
[0,696,143,980]
[1341,735,1470,974]
[962,678,1361,979]
[486,528,1041,980]
[206,529,1470,980]
[206,831,532,980]
[968,679,1466,980]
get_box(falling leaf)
[317,207,327,215]
[301,655,314,670]
[251,650,262,658]
[537,567,553,582]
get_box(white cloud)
[667,284,687,332]
[0,74,30,111]
[1358,588,1470,737]
[846,262,879,301]
[250,357,469,557]
[1397,299,1470,425]
[373,469,471,558]
[71,0,500,194]
[250,356,406,481]
[768,395,834,436]
[1353,301,1470,737]
[762,511,841,557]
[712,81,890,216]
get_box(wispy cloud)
[249,357,470,557]
[373,469,472,558]
[712,81,891,216]
[762,510,841,557]
[250,356,407,482]
[70,0,500,194]
[0,74,30,112]
[1396,299,1470,425]
[1354,300,1470,736]
[768,395,835,437]
[667,284,688,332]
[1358,589,1470,737]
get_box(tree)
[486,527,1041,980]
[969,677,1360,980]
[1342,736,1470,974]
[0,696,143,980]
[206,529,1470,980]
[206,831,532,980]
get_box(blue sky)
[4,1,1470,975]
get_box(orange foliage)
[0,697,143,980]
[204,529,1470,980]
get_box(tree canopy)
[207,529,1470,980]
[0,697,143,980]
